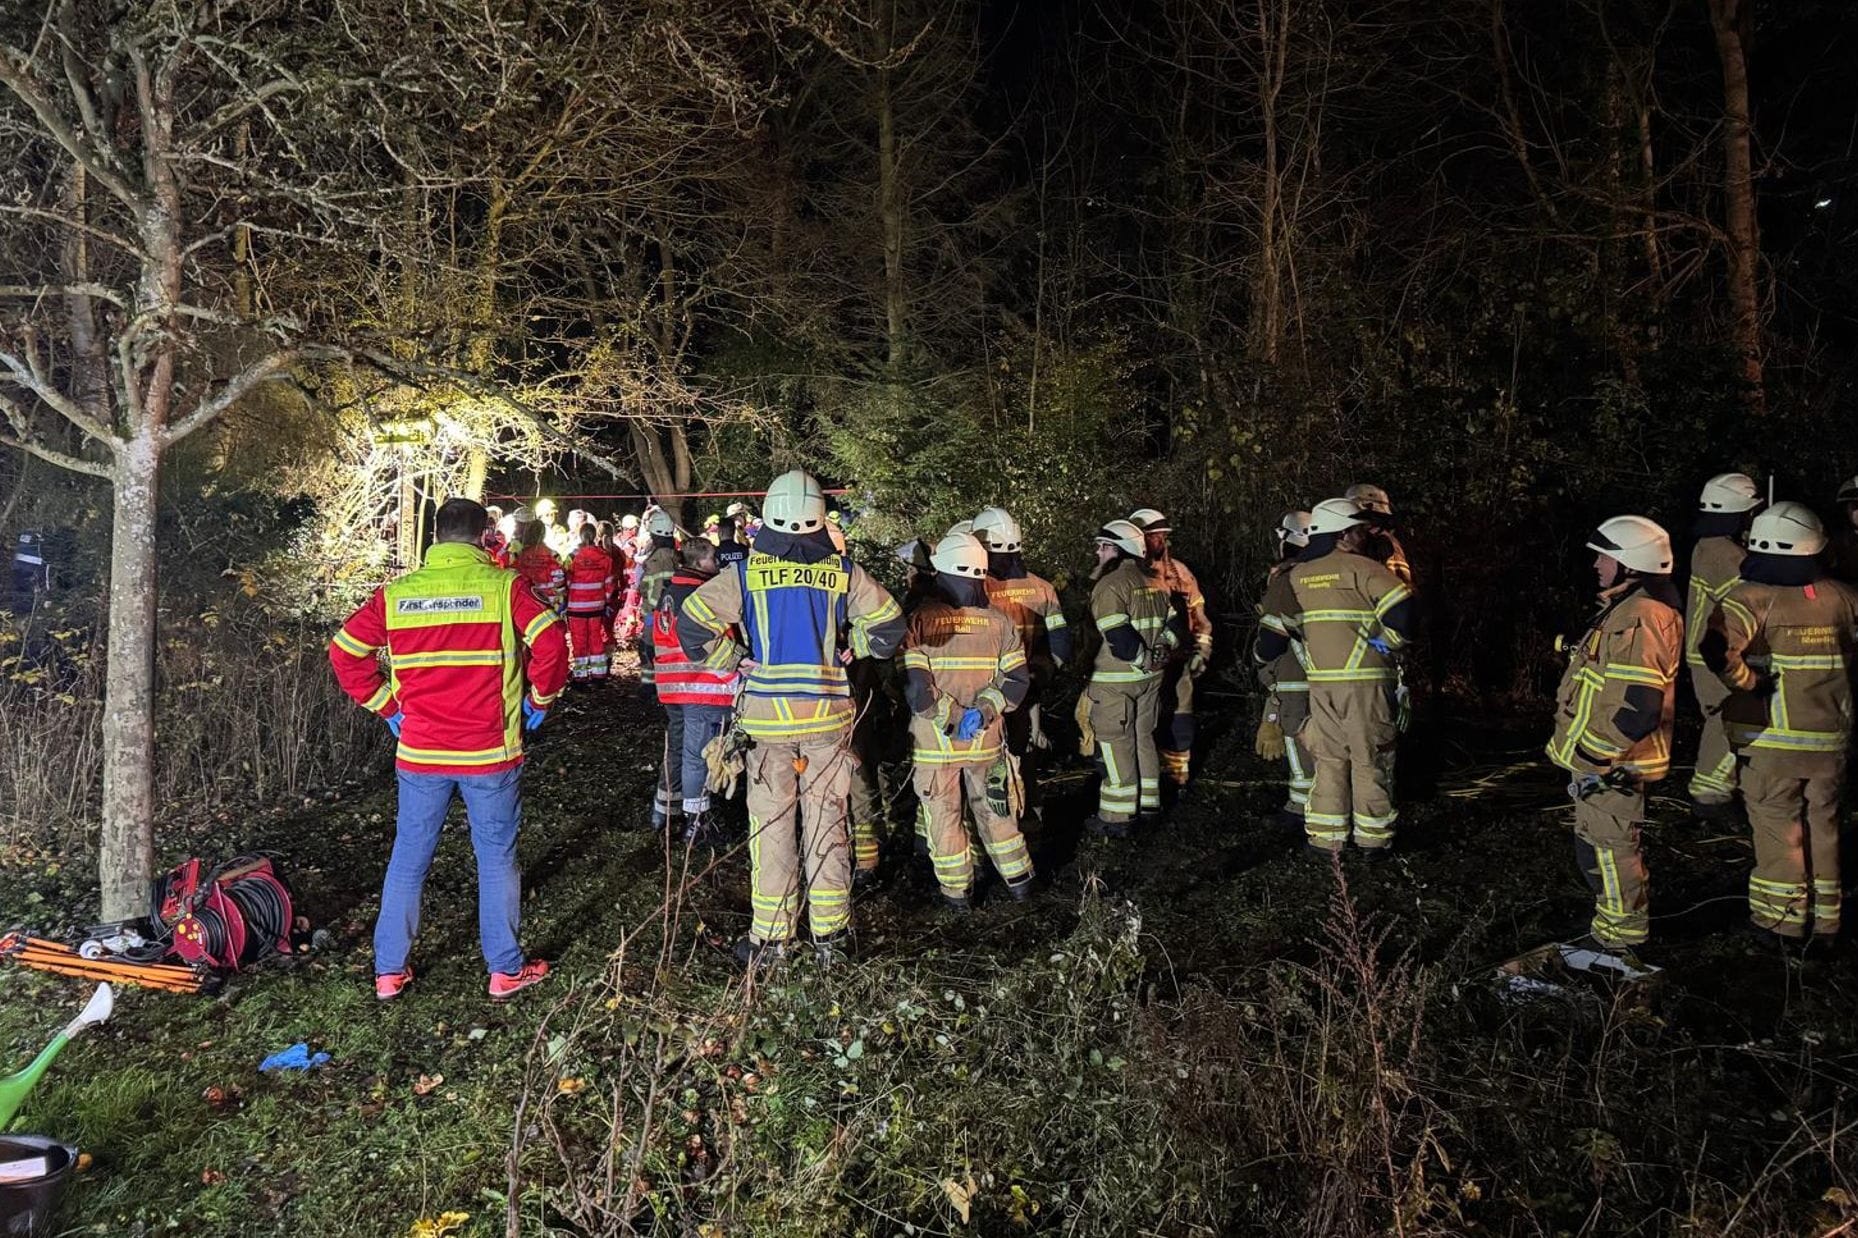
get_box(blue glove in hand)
[384,711,404,738]
[956,707,986,742]
[522,698,548,732]
[1365,635,1394,656]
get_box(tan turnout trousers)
[1304,681,1398,850]
[1740,754,1843,937]
[1088,678,1162,822]
[915,762,1033,897]
[1573,782,1650,947]
[1689,673,1738,805]
[745,738,853,943]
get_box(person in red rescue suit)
[1701,502,1858,944]
[971,506,1072,821]
[512,513,566,614]
[678,469,905,968]
[1545,515,1682,954]
[328,497,566,1002]
[652,539,741,845]
[904,532,1037,910]
[1128,508,1213,797]
[565,523,617,684]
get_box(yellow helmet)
[765,469,826,533]
[534,498,558,521]
[1747,501,1827,556]
[1587,515,1672,574]
[971,506,1022,553]
[930,532,987,577]
[1698,472,1761,513]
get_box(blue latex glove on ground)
[522,699,548,732]
[259,1043,331,1073]
[956,707,985,741]
[1366,636,1393,656]
[384,711,404,738]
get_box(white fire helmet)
[1587,515,1673,575]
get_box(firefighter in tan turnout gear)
[903,532,1036,909]
[972,505,1072,815]
[678,469,905,966]
[1129,508,1213,794]
[1255,499,1415,856]
[1702,502,1858,942]
[1546,516,1682,953]
[1344,483,1412,586]
[1254,511,1315,829]
[1685,472,1762,816]
[1084,519,1176,837]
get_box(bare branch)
[0,338,115,442]
[0,282,128,309]
[0,43,144,208]
[161,349,300,447]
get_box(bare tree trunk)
[1249,0,1288,366]
[1706,0,1764,413]
[98,433,159,919]
[876,0,906,373]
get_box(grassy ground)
[4,664,1858,1236]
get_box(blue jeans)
[680,704,732,814]
[375,767,524,976]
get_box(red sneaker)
[375,967,414,1001]
[488,959,550,1001]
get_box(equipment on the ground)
[0,933,204,994]
[1698,472,1761,513]
[0,984,112,1129]
[1747,501,1826,556]
[150,856,294,972]
[1586,515,1672,575]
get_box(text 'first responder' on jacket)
[330,542,569,774]
[677,529,905,740]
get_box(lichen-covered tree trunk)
[98,434,160,919]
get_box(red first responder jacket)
[652,569,740,707]
[566,545,616,617]
[514,542,565,611]
[329,542,569,775]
